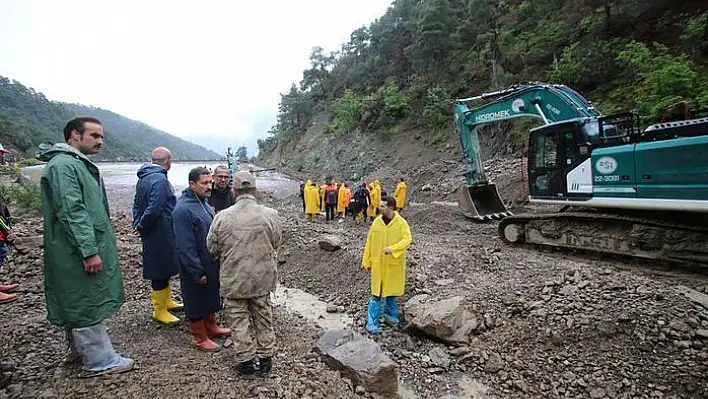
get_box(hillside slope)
[65,104,223,161]
[258,111,528,207]
[0,76,222,161]
[257,1,708,204]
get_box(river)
[21,161,301,213]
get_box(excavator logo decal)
[512,99,525,113]
[476,110,511,122]
[595,156,618,175]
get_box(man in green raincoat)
[37,116,134,377]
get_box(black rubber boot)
[235,359,257,379]
[258,357,272,375]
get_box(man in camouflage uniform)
[206,170,282,378]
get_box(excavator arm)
[453,82,601,220]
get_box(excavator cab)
[526,113,639,201]
[526,120,591,200]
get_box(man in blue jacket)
[173,166,230,351]
[132,147,183,324]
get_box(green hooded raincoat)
[38,143,124,328]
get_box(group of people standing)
[36,116,283,379]
[18,114,415,382]
[300,177,408,223]
[298,175,414,335]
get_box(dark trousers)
[325,204,336,221]
[151,278,169,290]
[352,203,365,220]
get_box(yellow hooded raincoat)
[305,181,321,215]
[319,184,328,211]
[337,184,347,214]
[394,181,407,209]
[367,182,380,217]
[362,212,413,297]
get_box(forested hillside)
[258,0,708,168]
[0,77,222,161]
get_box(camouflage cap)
[233,170,256,188]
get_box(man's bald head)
[151,147,172,170]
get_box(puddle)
[397,379,417,399]
[271,285,353,331]
[271,286,491,399]
[441,377,491,398]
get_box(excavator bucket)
[457,183,512,221]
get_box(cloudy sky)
[0,0,392,155]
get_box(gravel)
[2,160,708,398]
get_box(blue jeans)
[366,296,399,333]
[0,243,10,272]
[69,321,134,373]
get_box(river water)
[22,161,301,213]
[22,161,300,195]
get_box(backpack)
[325,186,338,205]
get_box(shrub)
[0,183,41,216]
[381,81,410,120]
[332,90,363,132]
[17,158,39,167]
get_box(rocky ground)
[275,194,708,398]
[0,215,361,399]
[2,162,708,398]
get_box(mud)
[2,161,708,398]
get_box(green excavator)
[454,82,708,264]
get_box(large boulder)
[404,295,479,346]
[314,329,398,397]
[318,234,343,251]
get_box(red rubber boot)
[190,319,220,351]
[0,284,18,293]
[0,292,17,304]
[204,313,230,337]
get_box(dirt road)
[1,187,708,398]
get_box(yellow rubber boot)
[151,289,180,324]
[165,285,184,311]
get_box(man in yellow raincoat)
[394,178,407,211]
[336,182,347,217]
[367,181,380,221]
[319,183,328,212]
[304,180,320,221]
[361,195,413,334]
[343,184,352,217]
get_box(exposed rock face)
[314,329,398,397]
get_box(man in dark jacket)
[351,182,371,223]
[208,166,235,213]
[299,181,305,213]
[173,166,230,351]
[132,147,183,325]
[324,182,338,222]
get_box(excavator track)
[498,209,708,267]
